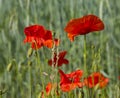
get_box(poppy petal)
[23,24,56,49]
[59,51,67,58]
[100,78,109,88]
[44,30,52,40]
[64,14,104,41]
[59,69,84,92]
[43,40,53,48]
[23,36,35,43]
[48,51,69,67]
[60,83,77,92]
[84,72,109,88]
[24,25,46,37]
[46,82,52,95]
[59,69,71,84]
[54,39,60,46]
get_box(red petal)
[66,70,83,83]
[43,40,53,48]
[31,41,43,49]
[65,18,83,35]
[48,59,52,66]
[60,83,77,92]
[46,82,52,95]
[84,72,109,88]
[82,15,104,32]
[48,51,68,67]
[24,25,46,37]
[44,30,52,40]
[59,51,67,58]
[100,78,109,88]
[23,36,35,43]
[59,69,71,84]
[54,39,60,46]
[67,33,75,42]
[64,14,104,41]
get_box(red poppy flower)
[24,24,59,49]
[41,82,52,98]
[48,51,69,67]
[59,69,84,92]
[84,72,109,88]
[45,82,52,95]
[41,82,59,98]
[64,14,104,41]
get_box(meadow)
[0,0,120,98]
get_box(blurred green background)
[0,0,120,98]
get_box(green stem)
[28,65,32,98]
[83,35,87,75]
[35,49,44,90]
[83,35,90,98]
[0,90,2,98]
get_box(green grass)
[0,0,120,98]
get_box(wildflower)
[45,82,52,95]
[59,69,84,92]
[41,82,59,98]
[84,72,109,88]
[48,51,69,67]
[24,24,59,49]
[64,14,104,41]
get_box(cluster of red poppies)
[24,25,59,49]
[23,14,109,96]
[42,70,109,96]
